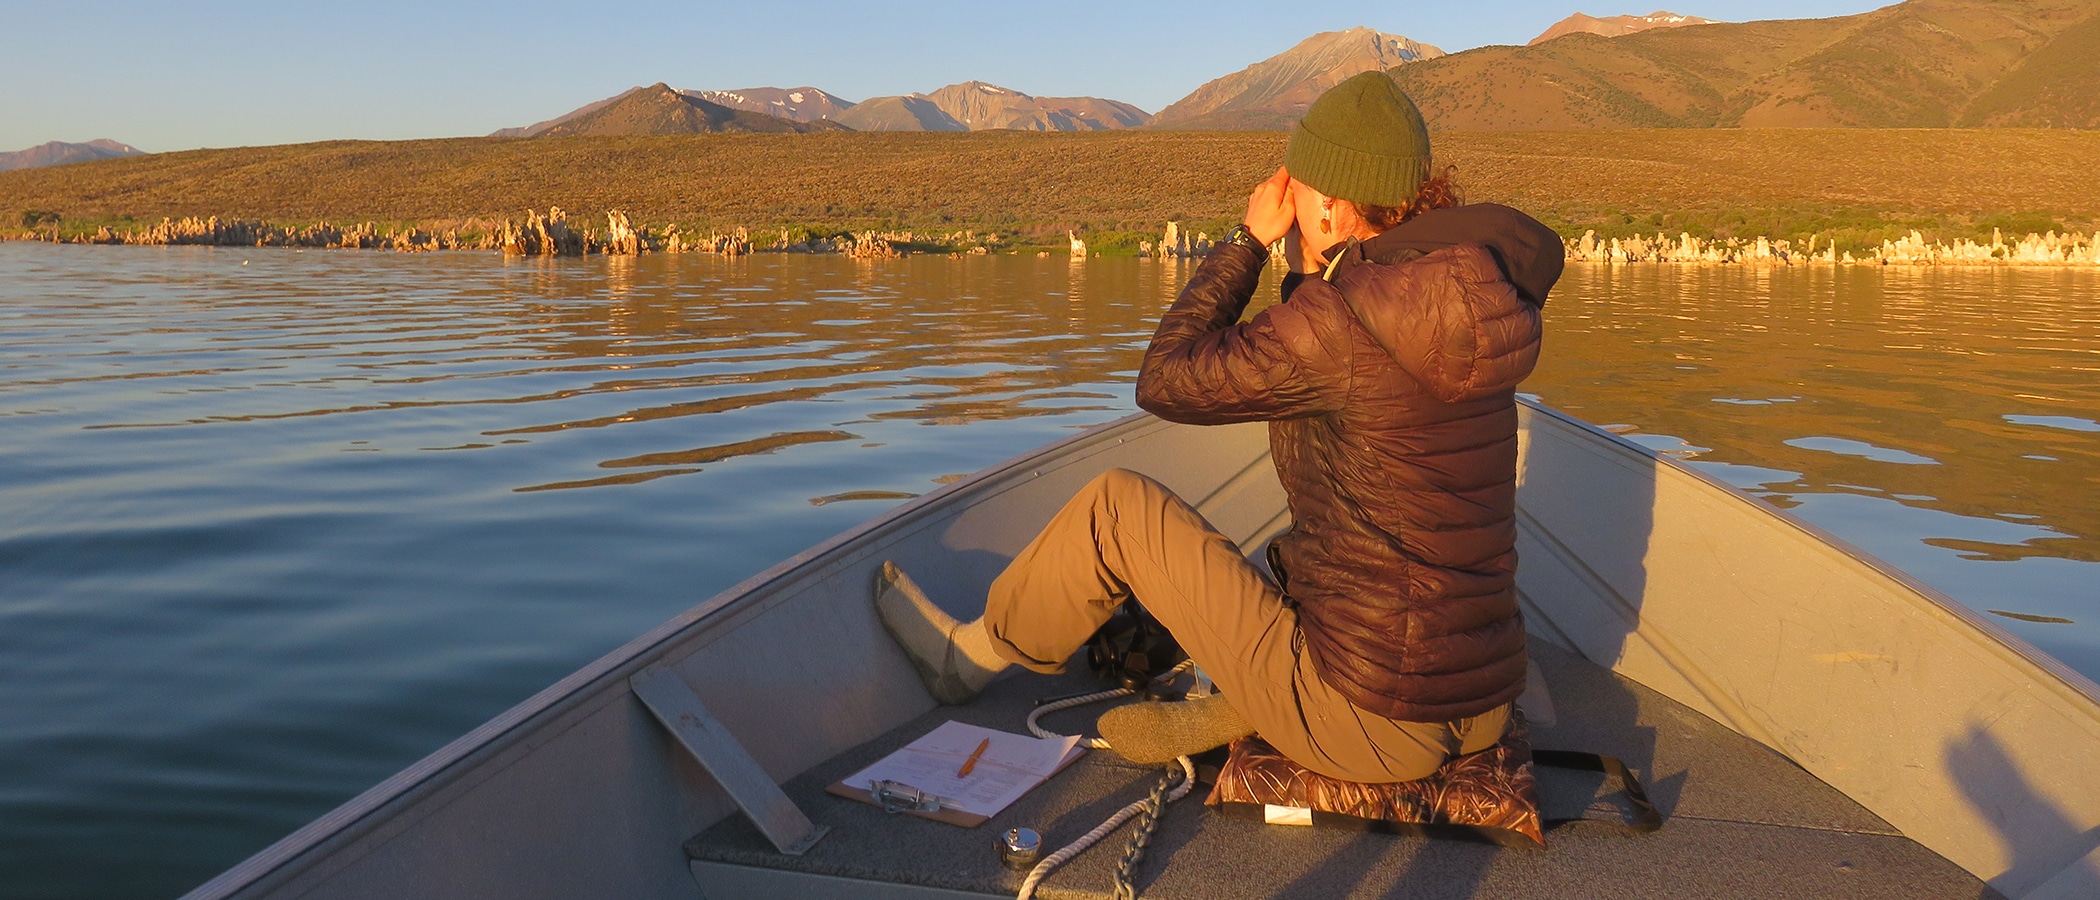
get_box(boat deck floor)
[687,642,1997,899]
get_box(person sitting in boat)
[877,72,1564,783]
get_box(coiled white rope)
[1014,756,1194,900]
[1025,688,1128,749]
[1015,660,1200,900]
[1025,659,1197,747]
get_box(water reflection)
[2005,414,2100,434]
[0,247,1210,899]
[1784,436,1941,466]
[1530,262,2100,671]
[53,252,1179,461]
[0,245,2095,899]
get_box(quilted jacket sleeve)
[1135,243,1355,425]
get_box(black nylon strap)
[1533,749,1663,834]
[1222,223,1269,255]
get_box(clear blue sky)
[2,1,1890,152]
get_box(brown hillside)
[3,131,2095,244]
[1958,9,2100,127]
[1731,0,2095,127]
[539,84,842,136]
[832,96,968,132]
[490,95,625,138]
[1389,0,2100,129]
[925,82,1149,131]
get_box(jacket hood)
[1353,203,1565,307]
[1326,241,1544,404]
[1315,203,1559,404]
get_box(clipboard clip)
[870,780,944,815]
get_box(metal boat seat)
[684,641,1997,899]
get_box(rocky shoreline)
[9,211,2098,268]
[1564,228,2100,266]
[7,208,956,258]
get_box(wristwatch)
[1222,223,1268,254]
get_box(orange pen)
[957,737,991,777]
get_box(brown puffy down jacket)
[1136,203,1561,722]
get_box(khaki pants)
[984,468,1508,784]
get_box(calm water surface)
[1,244,2094,898]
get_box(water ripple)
[2,246,2097,898]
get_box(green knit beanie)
[1284,72,1431,208]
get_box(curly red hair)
[1357,166,1462,231]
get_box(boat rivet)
[999,827,1042,870]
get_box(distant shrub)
[1976,212,2067,238]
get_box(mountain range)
[829,81,1150,132]
[499,79,1152,136]
[910,81,1148,131]
[1394,0,2100,128]
[1528,11,1717,45]
[7,1,2094,169]
[0,139,142,172]
[1151,27,1443,130]
[484,1,2100,138]
[532,84,846,136]
[493,25,1443,138]
[687,87,855,124]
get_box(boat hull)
[182,404,2100,900]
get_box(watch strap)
[1223,224,1268,254]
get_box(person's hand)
[1243,167,1295,246]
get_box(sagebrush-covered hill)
[1391,0,2100,129]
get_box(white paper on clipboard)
[838,721,1084,820]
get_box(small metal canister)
[998,827,1042,870]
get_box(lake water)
[1,244,2094,899]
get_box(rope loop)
[1015,660,1200,900]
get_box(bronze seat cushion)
[1204,710,1544,847]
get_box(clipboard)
[825,780,996,827]
[826,721,1085,828]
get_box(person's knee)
[1088,467,1166,506]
